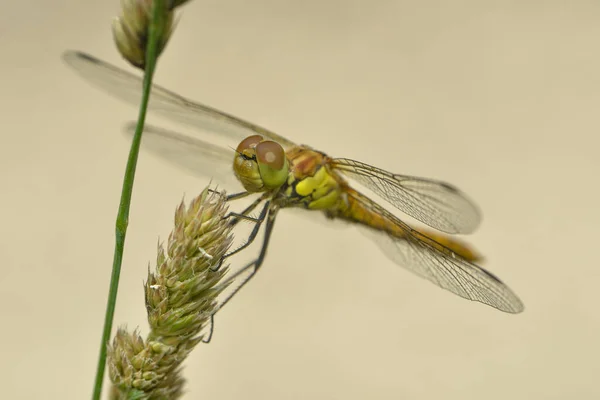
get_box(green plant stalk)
[92,1,168,399]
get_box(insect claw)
[209,257,224,272]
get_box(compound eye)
[256,141,285,170]
[236,135,263,153]
[255,140,288,189]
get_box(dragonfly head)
[233,135,289,193]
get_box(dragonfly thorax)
[233,135,290,193]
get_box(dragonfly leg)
[223,195,264,228]
[201,316,216,344]
[202,205,279,343]
[226,191,252,201]
[249,205,279,273]
[205,188,250,201]
[202,210,261,340]
[226,213,262,223]
[211,200,269,272]
[206,189,253,211]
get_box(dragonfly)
[63,50,524,315]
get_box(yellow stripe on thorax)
[294,166,341,210]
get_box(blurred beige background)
[1,1,599,399]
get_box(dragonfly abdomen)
[329,187,482,263]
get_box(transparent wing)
[123,122,241,187]
[331,158,481,234]
[62,50,297,149]
[347,190,523,313]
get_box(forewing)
[123,122,241,187]
[348,190,523,313]
[331,158,481,234]
[62,50,297,148]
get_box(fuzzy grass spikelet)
[108,187,234,399]
[112,0,175,69]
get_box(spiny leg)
[210,199,269,272]
[248,204,279,273]
[201,316,216,344]
[224,195,265,228]
[203,205,280,343]
[221,205,279,302]
[226,191,252,201]
[207,188,251,202]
